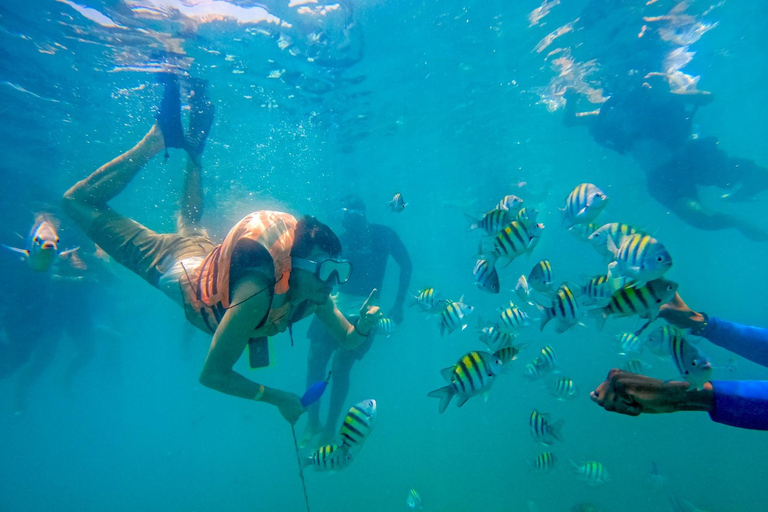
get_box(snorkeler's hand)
[659,293,705,331]
[264,388,305,425]
[356,289,382,335]
[590,369,710,415]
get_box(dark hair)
[291,216,342,259]
[340,194,366,213]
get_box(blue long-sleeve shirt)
[702,317,768,430]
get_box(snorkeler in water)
[564,82,768,242]
[62,74,382,425]
[302,194,412,445]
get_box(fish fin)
[605,236,619,257]
[535,304,554,331]
[455,395,471,408]
[483,391,490,402]
[427,385,455,414]
[58,246,80,257]
[1,244,28,258]
[464,213,480,231]
[440,322,446,338]
[588,308,608,331]
[577,206,588,216]
[439,366,455,383]
[548,419,565,443]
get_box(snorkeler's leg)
[670,197,768,242]
[324,348,355,441]
[301,319,337,447]
[721,158,768,203]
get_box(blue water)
[1,1,767,511]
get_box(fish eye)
[656,256,664,262]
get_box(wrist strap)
[253,384,266,401]
[354,322,371,337]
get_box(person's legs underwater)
[301,317,337,447]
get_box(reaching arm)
[670,197,768,242]
[314,288,382,350]
[198,272,304,423]
[702,317,768,368]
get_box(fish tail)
[548,419,565,443]
[535,304,553,331]
[464,213,480,231]
[427,385,455,414]
[588,308,608,331]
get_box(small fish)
[498,303,531,333]
[428,351,502,413]
[516,207,539,226]
[607,233,673,287]
[669,328,712,388]
[572,461,610,486]
[407,489,423,510]
[439,299,474,337]
[411,287,445,313]
[568,222,600,242]
[515,275,533,305]
[496,194,524,211]
[493,345,522,365]
[466,208,514,235]
[528,260,554,294]
[524,361,545,380]
[388,193,406,212]
[588,222,642,258]
[616,332,644,355]
[530,409,564,445]
[374,317,397,337]
[487,221,544,264]
[537,284,581,333]
[2,215,78,272]
[473,258,500,294]
[550,377,577,400]
[529,451,556,472]
[623,359,652,374]
[561,183,608,228]
[590,278,679,331]
[478,325,517,351]
[538,345,558,371]
[339,399,377,451]
[577,274,623,307]
[302,444,354,472]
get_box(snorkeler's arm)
[709,380,768,430]
[700,318,768,368]
[669,197,768,242]
[386,230,412,309]
[314,288,381,350]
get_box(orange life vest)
[181,211,298,334]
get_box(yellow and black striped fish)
[302,443,354,472]
[493,344,522,365]
[516,207,539,227]
[550,377,577,400]
[568,222,600,242]
[428,351,502,413]
[411,287,444,313]
[529,451,556,472]
[528,260,554,294]
[496,194,524,211]
[490,221,544,263]
[498,302,531,332]
[473,258,500,294]
[537,284,581,333]
[578,274,622,306]
[572,461,610,486]
[439,299,474,337]
[561,183,608,228]
[478,325,516,352]
[530,409,564,445]
[608,233,672,286]
[591,278,678,330]
[339,399,377,451]
[588,222,642,258]
[466,208,514,236]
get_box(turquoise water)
[1,1,767,511]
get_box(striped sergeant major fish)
[515,275,533,305]
[406,489,423,510]
[388,192,406,212]
[339,399,377,451]
[496,194,524,211]
[528,451,556,473]
[493,344,522,365]
[537,283,581,333]
[571,460,610,486]
[668,327,712,389]
[374,317,397,337]
[529,409,564,445]
[561,183,608,228]
[2,214,78,272]
[439,298,474,337]
[497,302,531,332]
[607,233,673,287]
[616,332,644,355]
[550,377,577,400]
[301,443,354,472]
[485,221,544,264]
[590,278,679,331]
[473,258,500,294]
[428,351,502,413]
[577,274,624,307]
[588,222,643,258]
[466,208,514,236]
[411,287,445,313]
[516,207,539,227]
[528,259,554,295]
[568,222,599,242]
[538,345,558,370]
[478,324,516,352]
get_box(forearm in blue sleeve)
[710,380,768,430]
[703,317,768,368]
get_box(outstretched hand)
[659,293,704,330]
[357,289,382,334]
[590,369,695,416]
